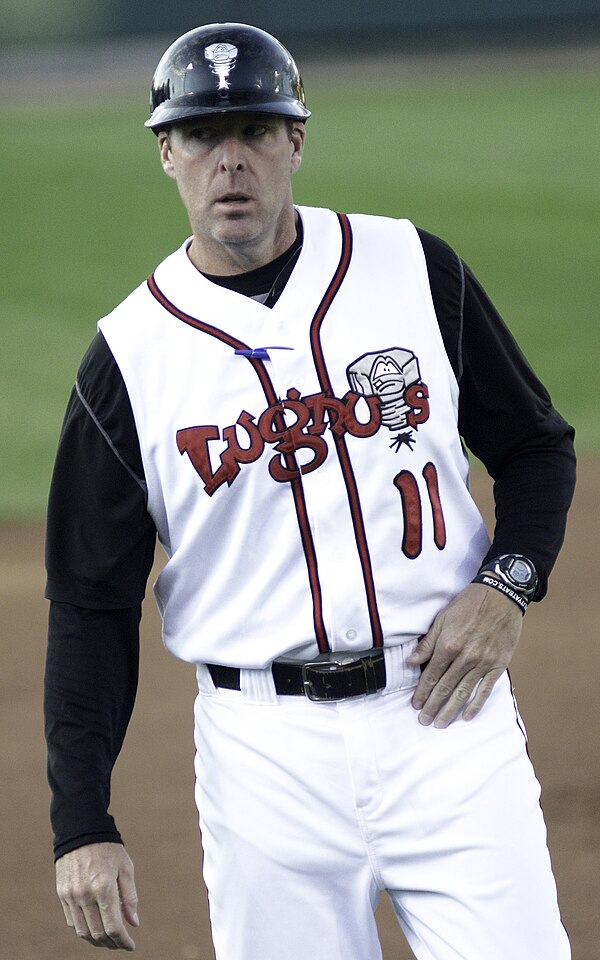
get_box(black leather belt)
[207,651,386,702]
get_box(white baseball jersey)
[99,206,490,667]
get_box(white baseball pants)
[193,647,570,960]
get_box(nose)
[220,134,245,173]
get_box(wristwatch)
[473,554,539,613]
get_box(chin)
[215,224,263,247]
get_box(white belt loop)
[383,645,403,693]
[383,640,421,694]
[196,663,217,695]
[403,637,422,689]
[240,666,279,704]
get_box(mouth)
[215,193,252,207]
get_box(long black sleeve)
[418,229,576,596]
[45,334,156,608]
[459,262,575,592]
[45,602,140,859]
[45,333,156,858]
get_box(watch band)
[471,572,529,613]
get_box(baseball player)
[44,23,575,960]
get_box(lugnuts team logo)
[176,346,430,497]
[204,42,237,90]
[347,348,429,452]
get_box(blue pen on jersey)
[234,346,294,360]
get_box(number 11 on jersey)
[394,462,446,559]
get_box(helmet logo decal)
[204,42,238,90]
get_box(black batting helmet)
[145,22,310,133]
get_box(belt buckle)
[301,657,356,702]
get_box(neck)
[200,221,303,306]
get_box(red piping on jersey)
[310,212,384,648]
[146,272,328,653]
[146,274,280,402]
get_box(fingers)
[412,662,480,728]
[56,842,138,952]
[409,627,507,728]
[118,871,140,929]
[410,628,473,722]
[406,631,436,666]
[65,901,125,950]
[462,670,504,722]
[413,666,503,728]
[60,889,136,951]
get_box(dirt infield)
[1,460,598,960]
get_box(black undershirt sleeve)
[45,333,156,608]
[417,228,576,596]
[458,261,576,591]
[45,602,140,859]
[45,333,155,858]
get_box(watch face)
[508,558,534,587]
[481,555,538,600]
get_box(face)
[158,113,305,274]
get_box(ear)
[289,123,305,174]
[158,131,177,180]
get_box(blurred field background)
[1,8,599,959]
[1,42,599,517]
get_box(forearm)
[456,264,576,593]
[417,231,576,594]
[45,601,141,860]
[482,432,576,597]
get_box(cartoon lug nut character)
[346,348,430,450]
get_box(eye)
[243,123,269,139]
[188,126,216,142]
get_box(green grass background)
[1,57,598,519]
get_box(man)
[45,22,575,960]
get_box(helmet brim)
[145,94,310,131]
